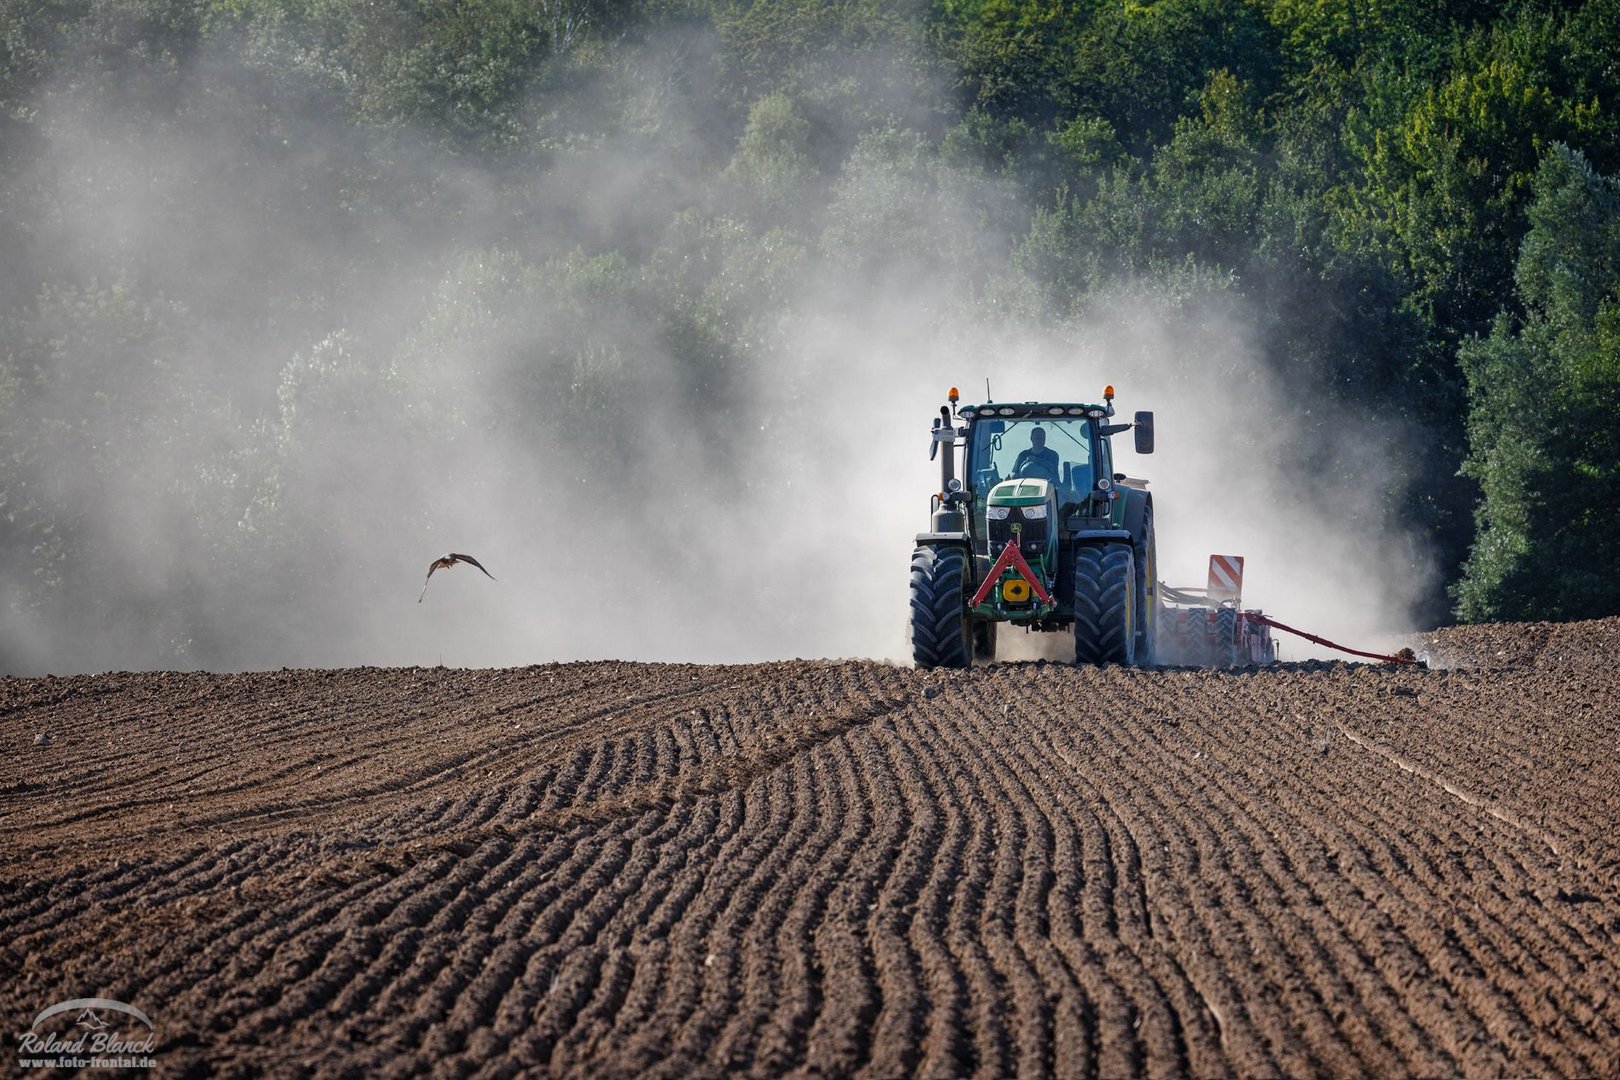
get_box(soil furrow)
[4,628,1620,1077]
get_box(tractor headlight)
[1021,504,1047,520]
[986,506,1010,520]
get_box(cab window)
[969,418,1093,497]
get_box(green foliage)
[1557,0,1620,172]
[651,211,809,395]
[947,0,1281,164]
[820,125,1003,288]
[394,249,632,428]
[1015,78,1263,305]
[726,91,817,218]
[1045,113,1119,171]
[0,275,217,620]
[1348,59,1559,330]
[1455,145,1620,621]
[1335,8,1615,342]
[206,0,552,147]
[0,0,210,161]
[711,0,940,146]
[1263,0,1480,74]
[6,0,1620,664]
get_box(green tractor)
[910,385,1159,668]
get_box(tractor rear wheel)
[1073,545,1135,666]
[1134,509,1159,664]
[910,545,972,669]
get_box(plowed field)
[4,618,1619,1077]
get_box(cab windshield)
[968,417,1094,499]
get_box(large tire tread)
[1073,545,1135,666]
[1134,509,1158,665]
[911,546,972,669]
[1216,606,1239,668]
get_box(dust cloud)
[0,29,1435,674]
[789,293,1438,666]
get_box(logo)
[16,998,157,1070]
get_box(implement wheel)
[1216,607,1239,667]
[910,545,972,669]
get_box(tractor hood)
[983,477,1060,587]
[986,478,1054,507]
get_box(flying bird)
[419,552,496,603]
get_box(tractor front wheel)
[910,545,972,669]
[1073,545,1136,666]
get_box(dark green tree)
[1455,145,1620,621]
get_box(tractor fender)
[1120,488,1153,544]
[1070,529,1131,544]
[913,532,972,548]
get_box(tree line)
[1,0,1617,666]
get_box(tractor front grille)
[988,510,1048,560]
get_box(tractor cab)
[964,409,1109,542]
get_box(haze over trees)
[1,0,1617,670]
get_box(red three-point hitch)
[969,540,1054,608]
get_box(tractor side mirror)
[1133,411,1154,454]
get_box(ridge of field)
[2,619,1618,1077]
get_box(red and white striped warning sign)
[1207,555,1245,603]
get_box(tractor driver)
[1013,426,1061,482]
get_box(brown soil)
[3,619,1619,1078]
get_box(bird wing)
[419,556,452,603]
[450,552,496,580]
